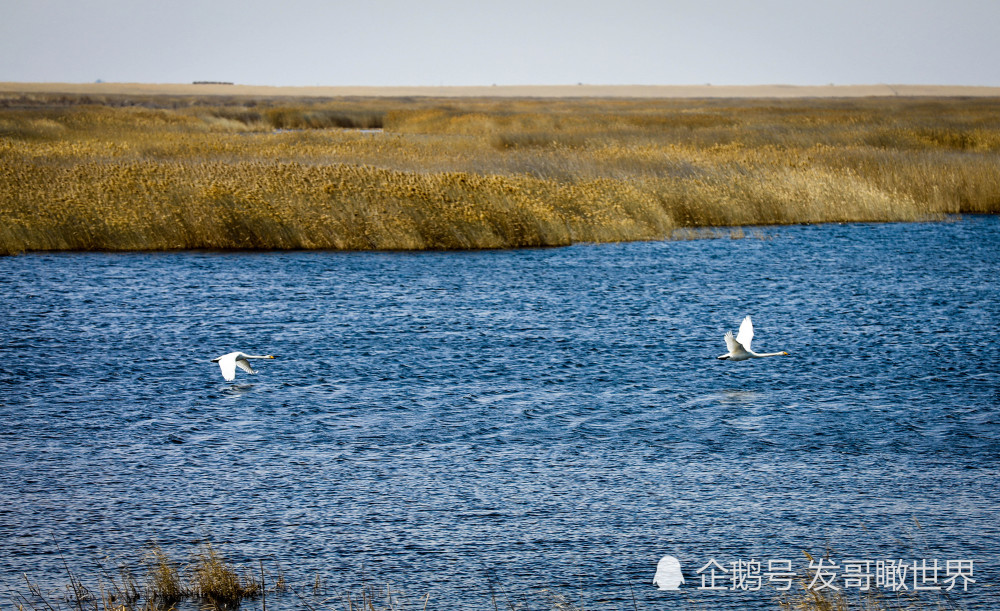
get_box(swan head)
[781,351,789,356]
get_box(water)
[1,218,998,610]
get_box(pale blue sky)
[2,0,998,86]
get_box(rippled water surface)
[1,218,998,609]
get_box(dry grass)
[1,94,998,254]
[189,544,263,608]
[7,544,965,611]
[7,544,270,611]
[143,545,183,605]
[773,552,961,611]
[138,543,267,609]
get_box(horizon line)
[3,82,1000,99]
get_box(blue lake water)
[1,218,998,610]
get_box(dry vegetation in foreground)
[11,543,270,611]
[7,544,962,611]
[1,93,998,254]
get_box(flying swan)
[211,352,276,381]
[717,316,788,361]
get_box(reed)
[775,576,950,611]
[143,545,183,605]
[140,543,270,609]
[2,94,998,254]
[6,544,963,611]
[189,543,262,608]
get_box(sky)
[2,0,999,87]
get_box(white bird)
[211,351,276,381]
[717,316,788,361]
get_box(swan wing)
[235,357,257,375]
[724,330,740,354]
[217,356,237,382]
[724,329,752,360]
[736,315,754,351]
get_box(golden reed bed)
[1,86,998,254]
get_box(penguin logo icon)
[652,555,685,590]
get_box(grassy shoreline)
[8,542,960,611]
[2,93,998,255]
[7,542,958,611]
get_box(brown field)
[1,85,999,254]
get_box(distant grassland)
[2,93,998,254]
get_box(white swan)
[211,351,276,381]
[717,316,788,361]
